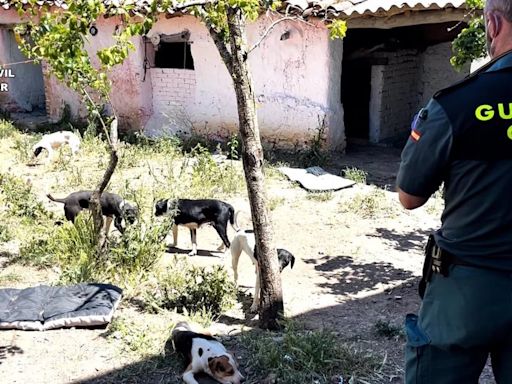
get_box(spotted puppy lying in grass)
[172,321,244,384]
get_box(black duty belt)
[419,235,508,299]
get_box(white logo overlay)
[0,68,15,92]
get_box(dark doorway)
[341,61,372,140]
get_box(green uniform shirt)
[397,51,512,270]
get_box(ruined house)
[0,0,470,150]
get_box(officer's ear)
[487,11,502,40]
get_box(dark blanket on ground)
[0,283,122,331]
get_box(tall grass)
[243,322,382,383]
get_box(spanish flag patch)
[411,129,421,142]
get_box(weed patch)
[0,272,22,285]
[0,119,18,139]
[307,191,334,202]
[374,320,404,340]
[0,173,51,220]
[106,316,173,358]
[341,187,397,219]
[343,167,368,184]
[243,322,382,383]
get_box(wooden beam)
[346,9,469,29]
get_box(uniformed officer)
[397,0,512,382]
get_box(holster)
[418,234,435,299]
[419,234,453,298]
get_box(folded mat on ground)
[0,283,122,331]
[278,166,355,192]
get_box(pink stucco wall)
[0,10,345,149]
[44,16,153,130]
[144,15,344,149]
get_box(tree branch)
[248,14,316,55]
[195,6,234,73]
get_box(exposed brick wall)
[418,42,468,107]
[377,49,421,142]
[150,68,196,111]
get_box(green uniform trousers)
[405,265,512,383]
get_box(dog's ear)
[290,255,295,269]
[228,350,239,366]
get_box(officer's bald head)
[484,0,512,57]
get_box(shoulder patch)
[410,129,421,142]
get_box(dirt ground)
[0,142,496,383]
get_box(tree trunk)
[224,8,284,329]
[90,116,119,255]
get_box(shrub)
[53,214,99,284]
[0,173,50,220]
[56,214,172,286]
[189,144,245,198]
[142,257,237,317]
[105,217,172,287]
[12,135,38,163]
[0,119,17,139]
[17,209,172,288]
[0,224,12,243]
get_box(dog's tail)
[47,194,67,204]
[230,207,241,232]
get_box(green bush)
[56,214,172,286]
[0,119,17,139]
[143,257,237,317]
[0,224,12,243]
[105,217,172,286]
[189,144,245,198]
[0,173,50,220]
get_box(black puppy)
[154,198,239,256]
[47,190,138,234]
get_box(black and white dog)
[154,198,240,256]
[47,190,138,234]
[172,321,245,384]
[230,229,295,312]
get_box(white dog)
[32,131,80,162]
[230,230,295,312]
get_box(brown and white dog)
[230,230,295,312]
[32,131,80,163]
[172,322,244,384]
